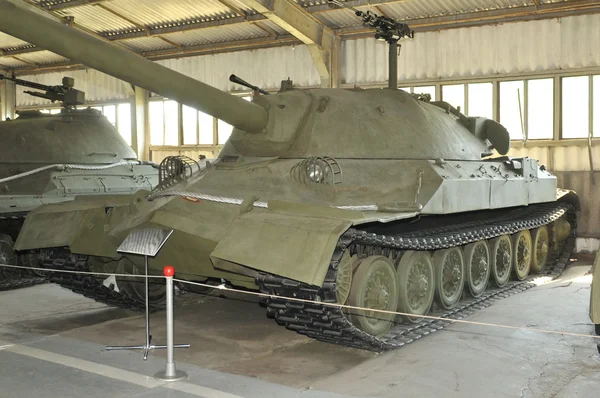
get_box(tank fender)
[210,210,351,286]
[15,203,117,256]
[13,191,149,254]
[590,250,600,325]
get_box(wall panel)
[343,14,600,84]
[16,69,131,106]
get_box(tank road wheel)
[118,260,166,304]
[512,230,532,280]
[464,241,491,297]
[433,248,464,310]
[531,226,550,273]
[18,253,45,277]
[397,251,435,322]
[0,234,19,280]
[348,256,398,336]
[90,257,166,304]
[489,235,512,287]
[335,251,356,305]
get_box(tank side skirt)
[257,200,577,351]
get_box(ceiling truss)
[2,0,600,74]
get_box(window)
[467,83,493,119]
[182,106,215,145]
[103,105,116,127]
[199,111,213,144]
[562,76,589,139]
[500,81,525,140]
[594,75,600,137]
[164,100,178,146]
[398,87,410,93]
[149,99,179,146]
[182,105,198,145]
[218,119,233,144]
[149,101,165,145]
[527,79,554,139]
[414,86,436,101]
[117,103,132,146]
[442,84,465,112]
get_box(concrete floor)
[0,261,598,397]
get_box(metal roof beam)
[337,0,600,35]
[235,0,337,87]
[3,0,600,69]
[306,0,409,13]
[8,35,300,75]
[38,0,107,11]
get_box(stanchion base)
[155,369,188,381]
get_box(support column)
[330,36,342,89]
[133,86,150,161]
[0,79,16,121]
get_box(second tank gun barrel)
[0,0,268,134]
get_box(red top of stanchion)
[163,266,175,277]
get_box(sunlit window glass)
[442,84,465,111]
[593,76,600,137]
[163,100,178,146]
[468,83,493,119]
[199,112,213,145]
[527,78,553,139]
[117,103,131,146]
[149,101,164,145]
[414,86,436,101]
[103,105,116,127]
[562,76,589,139]
[218,119,233,145]
[499,81,525,140]
[182,105,198,145]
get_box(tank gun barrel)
[1,73,51,92]
[0,0,268,134]
[229,74,269,95]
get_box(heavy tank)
[2,0,579,350]
[0,73,158,289]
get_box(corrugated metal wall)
[157,45,320,91]
[554,171,600,238]
[16,45,320,106]
[16,69,133,106]
[343,14,600,84]
[508,145,600,172]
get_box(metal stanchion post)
[155,266,187,381]
[105,228,189,364]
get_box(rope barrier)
[0,263,164,279]
[0,262,597,341]
[175,278,600,341]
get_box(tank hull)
[16,156,561,284]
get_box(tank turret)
[4,0,580,351]
[0,72,159,288]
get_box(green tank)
[0,74,159,288]
[1,0,580,349]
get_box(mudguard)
[590,250,600,326]
[211,210,351,286]
[14,192,146,256]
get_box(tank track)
[40,251,160,312]
[0,213,47,290]
[257,201,577,351]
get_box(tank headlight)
[306,162,329,183]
